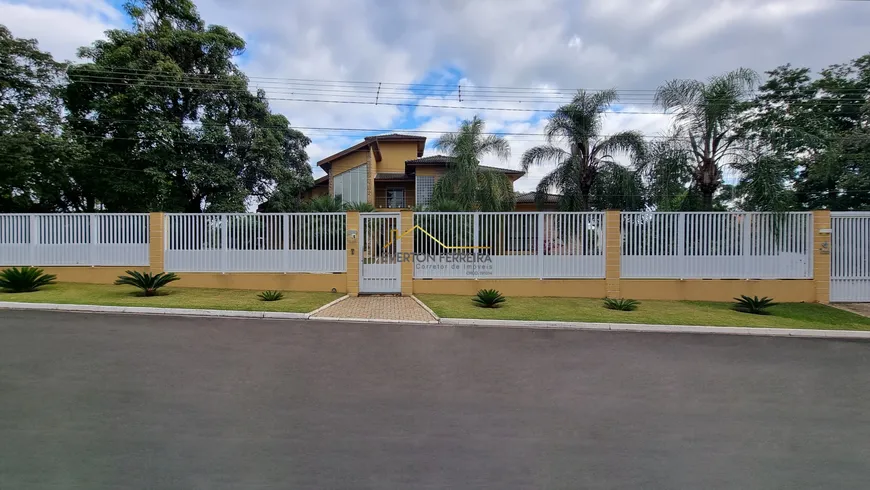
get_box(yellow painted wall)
[346,212,361,296]
[378,141,422,174]
[813,210,831,304]
[413,279,607,298]
[413,278,815,302]
[174,273,346,292]
[0,266,149,285]
[415,166,446,178]
[620,279,816,303]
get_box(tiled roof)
[364,133,427,142]
[515,192,561,204]
[313,175,329,185]
[374,172,412,180]
[406,155,525,176]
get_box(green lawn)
[417,295,870,331]
[1,283,342,313]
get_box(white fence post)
[282,214,290,273]
[29,214,38,266]
[89,214,98,266]
[220,213,228,274]
[741,213,751,278]
[537,213,545,279]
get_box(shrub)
[472,289,506,308]
[0,267,57,293]
[114,271,180,296]
[733,295,777,315]
[344,202,376,212]
[604,298,640,311]
[258,290,284,302]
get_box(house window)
[386,188,405,208]
[333,165,367,204]
[416,175,435,208]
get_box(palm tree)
[521,89,646,211]
[432,116,515,211]
[654,68,759,210]
[641,128,694,211]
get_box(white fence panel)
[413,212,605,279]
[0,214,149,266]
[621,212,812,279]
[831,212,870,302]
[165,213,346,273]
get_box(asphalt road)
[2,311,870,489]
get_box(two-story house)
[306,134,530,210]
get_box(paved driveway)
[2,311,869,489]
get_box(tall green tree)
[640,129,694,211]
[521,89,645,211]
[431,115,515,211]
[64,0,311,212]
[655,68,759,210]
[0,25,76,212]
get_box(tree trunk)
[701,190,714,211]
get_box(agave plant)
[472,289,506,308]
[114,271,180,297]
[0,267,57,293]
[344,202,376,212]
[603,297,640,311]
[258,290,284,302]
[733,295,778,315]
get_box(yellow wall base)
[0,266,149,285]
[620,279,816,303]
[413,279,607,298]
[413,278,816,303]
[175,273,347,292]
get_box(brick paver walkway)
[835,303,870,318]
[312,296,437,323]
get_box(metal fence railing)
[831,212,870,302]
[620,212,813,279]
[413,212,605,279]
[0,214,149,266]
[164,213,346,273]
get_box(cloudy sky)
[3,0,869,190]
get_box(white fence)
[831,212,870,302]
[0,214,149,266]
[413,212,605,279]
[621,212,813,279]
[164,213,346,273]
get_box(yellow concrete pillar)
[605,210,621,298]
[812,209,832,304]
[148,212,165,273]
[400,210,414,296]
[346,211,360,296]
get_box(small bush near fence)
[733,295,778,315]
[257,290,284,302]
[0,266,57,293]
[473,289,506,308]
[114,271,180,297]
[603,298,640,311]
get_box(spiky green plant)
[258,290,284,302]
[603,297,640,311]
[733,295,778,315]
[114,271,180,296]
[0,267,57,293]
[344,202,376,212]
[472,289,506,308]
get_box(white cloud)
[4,0,868,191]
[0,0,120,61]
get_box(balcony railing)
[375,195,408,208]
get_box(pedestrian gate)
[360,213,401,294]
[831,212,870,302]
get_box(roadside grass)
[417,295,870,331]
[0,283,341,313]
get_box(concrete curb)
[307,295,349,317]
[0,301,308,320]
[310,315,439,325]
[410,295,440,321]
[2,301,868,339]
[438,317,870,339]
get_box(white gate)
[831,212,870,302]
[360,213,401,294]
